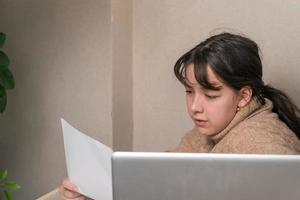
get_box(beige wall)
[132,0,300,151]
[112,0,133,151]
[0,0,112,199]
[1,0,300,198]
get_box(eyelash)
[205,94,218,99]
[185,90,218,99]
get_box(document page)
[61,118,113,200]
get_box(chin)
[196,127,216,136]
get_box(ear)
[238,86,253,108]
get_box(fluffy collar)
[210,98,273,144]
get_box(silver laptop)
[112,152,300,200]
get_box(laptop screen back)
[112,152,300,200]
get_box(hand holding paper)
[61,119,113,200]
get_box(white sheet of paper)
[61,118,113,200]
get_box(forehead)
[185,64,223,87]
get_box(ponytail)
[262,85,300,139]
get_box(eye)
[205,94,218,99]
[185,90,193,94]
[185,87,193,94]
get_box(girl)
[170,32,300,153]
[60,32,300,199]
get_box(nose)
[191,94,204,114]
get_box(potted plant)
[0,32,20,200]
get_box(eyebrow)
[184,83,223,91]
[206,83,223,91]
[202,87,222,92]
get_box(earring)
[237,107,240,112]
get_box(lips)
[193,118,208,127]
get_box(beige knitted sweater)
[171,98,300,154]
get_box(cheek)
[206,100,237,124]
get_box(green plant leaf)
[0,68,15,89]
[4,190,13,200]
[0,85,7,113]
[0,51,9,69]
[5,182,21,190]
[0,169,8,181]
[0,33,5,48]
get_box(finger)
[76,197,87,200]
[61,196,86,200]
[61,194,87,200]
[62,178,78,191]
[63,188,82,198]
[70,196,86,200]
